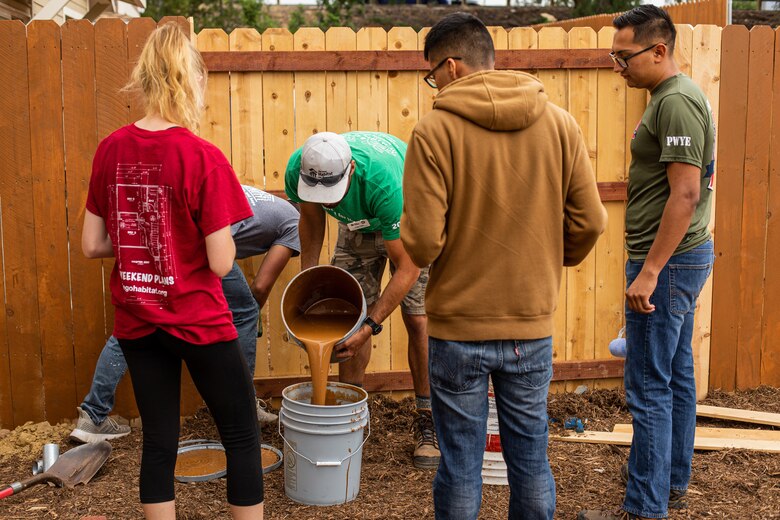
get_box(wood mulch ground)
[1,386,778,519]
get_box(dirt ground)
[1,386,779,519]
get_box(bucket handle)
[278,410,371,467]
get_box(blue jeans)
[623,240,714,518]
[81,263,260,424]
[429,336,555,520]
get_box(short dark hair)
[613,5,676,53]
[424,12,495,68]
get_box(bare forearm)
[642,194,697,275]
[299,204,325,270]
[369,265,419,324]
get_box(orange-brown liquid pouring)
[289,298,359,405]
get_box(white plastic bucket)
[482,451,508,486]
[280,382,370,506]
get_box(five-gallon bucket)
[280,265,367,363]
[280,382,370,506]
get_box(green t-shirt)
[625,74,715,260]
[285,131,407,240]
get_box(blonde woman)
[81,23,264,520]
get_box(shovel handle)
[0,474,57,499]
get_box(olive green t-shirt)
[285,132,407,240]
[626,74,715,260]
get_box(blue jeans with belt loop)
[429,336,555,520]
[81,262,260,424]
[622,240,714,518]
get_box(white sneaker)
[255,398,278,425]
[70,406,130,443]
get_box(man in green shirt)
[285,131,439,469]
[580,6,715,520]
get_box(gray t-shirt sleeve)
[232,186,301,259]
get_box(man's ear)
[654,43,668,61]
[447,57,459,80]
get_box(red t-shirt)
[86,124,253,345]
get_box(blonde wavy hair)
[125,22,206,130]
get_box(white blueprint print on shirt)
[111,163,176,306]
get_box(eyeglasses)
[424,56,462,89]
[300,164,351,188]
[609,43,661,69]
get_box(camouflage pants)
[332,223,428,315]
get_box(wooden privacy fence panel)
[0,20,725,428]
[709,26,780,391]
[534,0,727,32]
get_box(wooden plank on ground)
[565,27,598,392]
[62,19,106,414]
[0,20,45,425]
[761,27,780,388]
[696,404,780,427]
[551,430,780,452]
[27,20,77,425]
[594,27,627,389]
[690,24,722,401]
[709,25,749,392]
[736,26,774,390]
[613,423,780,441]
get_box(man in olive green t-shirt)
[285,131,439,469]
[579,6,716,520]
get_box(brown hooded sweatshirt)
[401,70,606,341]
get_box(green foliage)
[287,6,309,33]
[571,0,640,17]
[142,0,277,33]
[315,0,365,31]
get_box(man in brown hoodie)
[401,12,607,520]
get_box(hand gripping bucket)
[280,265,367,363]
[280,382,370,505]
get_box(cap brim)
[297,173,350,205]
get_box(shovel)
[0,440,112,499]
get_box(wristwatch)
[363,316,383,336]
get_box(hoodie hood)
[433,70,548,131]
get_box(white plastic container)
[280,382,370,506]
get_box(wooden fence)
[0,19,725,428]
[534,0,728,31]
[709,25,780,392]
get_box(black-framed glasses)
[609,43,661,69]
[300,163,350,188]
[424,56,462,89]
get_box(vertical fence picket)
[761,29,780,388]
[737,26,774,390]
[27,20,76,424]
[0,20,45,425]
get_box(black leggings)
[120,329,263,506]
